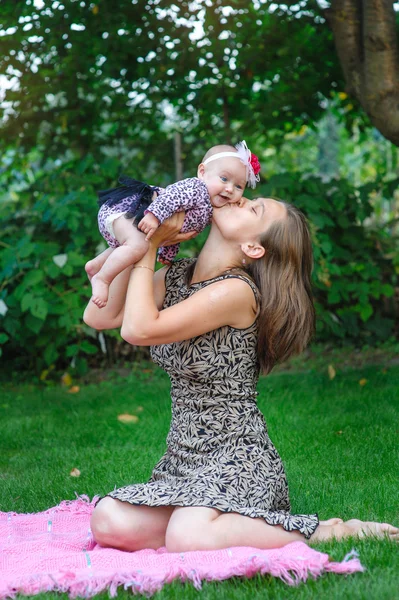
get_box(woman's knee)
[91,497,173,550]
[90,497,125,546]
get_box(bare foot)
[91,274,109,308]
[343,519,399,541]
[310,518,399,543]
[319,518,344,526]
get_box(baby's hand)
[138,212,160,240]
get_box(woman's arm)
[83,266,132,330]
[121,275,257,346]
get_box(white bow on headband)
[203,140,260,188]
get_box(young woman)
[83,198,399,552]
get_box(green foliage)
[260,173,399,342]
[0,156,106,372]
[1,155,397,374]
[0,1,398,373]
[0,0,343,167]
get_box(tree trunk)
[174,132,183,181]
[327,0,399,146]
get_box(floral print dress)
[108,258,319,539]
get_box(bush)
[260,173,398,342]
[0,156,109,374]
[0,158,398,375]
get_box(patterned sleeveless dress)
[108,258,319,539]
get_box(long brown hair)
[248,201,315,374]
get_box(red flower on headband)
[250,153,261,176]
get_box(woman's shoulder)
[209,269,260,304]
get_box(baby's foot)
[91,274,109,308]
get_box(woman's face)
[212,197,287,243]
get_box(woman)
[84,198,399,551]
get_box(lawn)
[1,361,398,599]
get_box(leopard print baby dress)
[108,258,319,538]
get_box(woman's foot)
[91,274,109,308]
[342,519,399,540]
[319,518,344,526]
[310,518,399,543]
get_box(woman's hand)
[149,212,197,248]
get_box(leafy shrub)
[0,156,111,374]
[260,173,398,342]
[0,159,398,375]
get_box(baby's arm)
[138,212,160,240]
[143,178,209,225]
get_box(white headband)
[202,140,260,188]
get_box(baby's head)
[197,142,261,208]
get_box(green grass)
[1,363,399,599]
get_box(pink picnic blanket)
[0,496,364,598]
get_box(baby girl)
[86,141,261,308]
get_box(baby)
[86,141,261,308]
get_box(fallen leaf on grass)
[117,413,139,424]
[68,386,80,394]
[328,365,336,380]
[70,468,81,477]
[61,372,72,387]
[358,378,368,386]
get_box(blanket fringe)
[41,496,99,517]
[1,496,99,520]
[0,551,363,599]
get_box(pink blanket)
[0,496,363,598]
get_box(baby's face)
[198,158,247,208]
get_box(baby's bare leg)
[91,218,148,308]
[85,247,113,280]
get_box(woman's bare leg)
[91,497,174,551]
[91,218,149,308]
[85,247,114,280]
[165,507,399,552]
[165,506,306,552]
